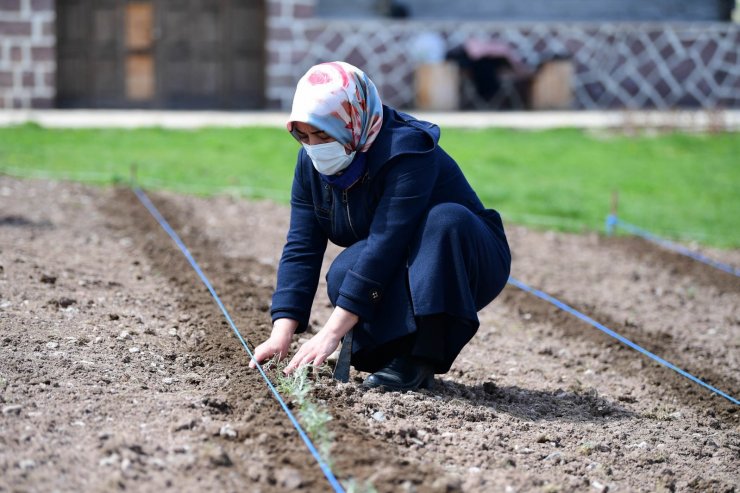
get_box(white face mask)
[303,142,356,175]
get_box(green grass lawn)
[1,123,738,247]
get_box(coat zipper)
[342,189,358,239]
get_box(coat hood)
[364,105,441,178]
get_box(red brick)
[0,20,32,36]
[31,46,54,62]
[0,0,21,11]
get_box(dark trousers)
[326,203,510,374]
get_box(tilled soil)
[1,177,738,492]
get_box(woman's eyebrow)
[310,130,329,135]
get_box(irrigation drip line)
[132,186,345,493]
[606,214,740,277]
[508,276,739,406]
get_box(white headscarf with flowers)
[287,61,383,153]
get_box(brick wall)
[0,0,55,109]
[265,0,316,109]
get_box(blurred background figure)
[0,0,737,111]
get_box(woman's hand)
[249,319,297,369]
[284,306,359,374]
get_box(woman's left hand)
[284,306,359,374]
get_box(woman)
[249,61,511,391]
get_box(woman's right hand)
[249,319,298,369]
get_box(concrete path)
[0,108,738,131]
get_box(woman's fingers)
[285,344,317,374]
[249,336,290,369]
[283,332,338,374]
[249,342,271,368]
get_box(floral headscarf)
[287,61,383,153]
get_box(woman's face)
[291,122,336,146]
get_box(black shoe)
[362,356,435,391]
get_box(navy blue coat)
[271,105,510,363]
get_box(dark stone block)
[293,3,313,19]
[0,0,20,11]
[22,70,34,87]
[695,77,713,97]
[637,60,656,78]
[30,0,53,11]
[0,70,13,88]
[31,46,54,62]
[345,48,367,70]
[620,75,641,97]
[31,97,54,109]
[0,20,31,36]
[699,39,718,64]
[584,81,606,101]
[10,45,23,62]
[653,78,672,98]
[672,58,697,80]
[269,27,292,41]
[325,32,343,52]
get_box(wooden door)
[56,0,265,109]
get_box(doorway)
[56,0,266,109]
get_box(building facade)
[1,0,738,110]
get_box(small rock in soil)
[544,452,564,464]
[58,297,76,308]
[18,459,36,470]
[372,411,386,422]
[46,341,59,349]
[275,467,303,489]
[109,313,120,321]
[205,446,232,467]
[2,405,22,415]
[40,274,56,284]
[591,480,608,492]
[173,418,197,432]
[219,424,238,440]
[246,463,263,481]
[202,396,231,414]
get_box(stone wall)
[1,0,738,111]
[265,0,740,110]
[0,0,55,109]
